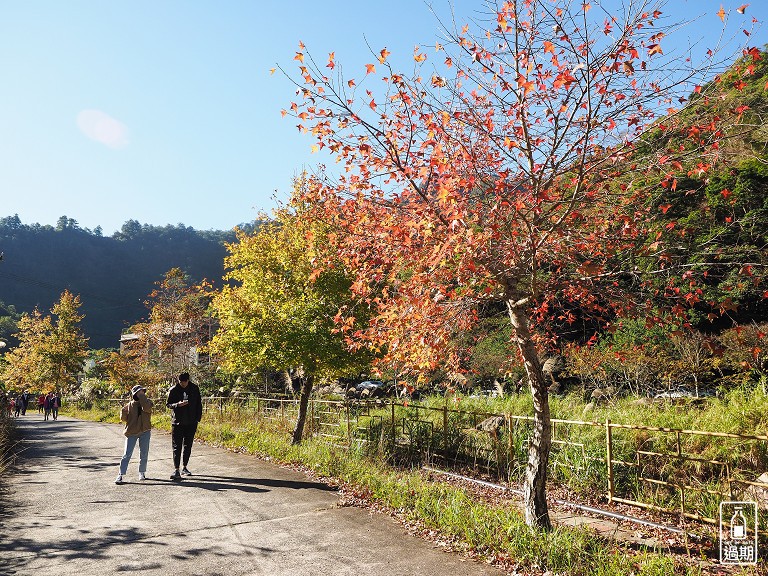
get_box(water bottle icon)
[731,506,747,540]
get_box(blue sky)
[0,1,764,235]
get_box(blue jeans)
[119,430,151,475]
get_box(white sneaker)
[138,472,146,481]
[115,474,124,484]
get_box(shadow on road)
[0,519,277,573]
[193,474,337,492]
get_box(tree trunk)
[507,301,552,530]
[291,374,314,445]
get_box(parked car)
[356,380,385,392]
[346,380,390,399]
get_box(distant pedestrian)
[20,390,30,415]
[11,397,19,417]
[166,373,202,481]
[37,394,45,414]
[43,393,52,421]
[51,392,60,420]
[115,385,153,484]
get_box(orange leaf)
[294,52,304,62]
[365,63,376,74]
[647,44,663,56]
[414,52,427,63]
[269,67,276,75]
[736,4,748,14]
[623,61,635,74]
[543,41,555,54]
[348,79,356,88]
[717,5,726,21]
[378,48,391,64]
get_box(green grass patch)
[0,408,15,480]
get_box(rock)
[476,415,505,435]
[744,472,768,510]
[590,386,616,401]
[548,380,563,395]
[542,356,565,375]
[629,397,653,407]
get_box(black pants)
[171,422,197,469]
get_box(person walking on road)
[116,384,153,484]
[166,372,202,481]
[43,392,52,421]
[37,394,45,414]
[51,392,61,420]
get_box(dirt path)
[0,415,502,576]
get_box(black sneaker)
[181,467,192,476]
[170,469,182,481]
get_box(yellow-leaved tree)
[210,178,374,444]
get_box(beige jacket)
[120,393,153,437]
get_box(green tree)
[210,181,373,444]
[2,309,52,392]
[129,268,213,385]
[2,291,87,393]
[0,301,22,348]
[47,290,89,392]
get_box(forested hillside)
[0,216,251,348]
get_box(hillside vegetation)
[0,216,253,348]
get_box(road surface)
[0,414,503,576]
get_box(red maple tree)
[284,1,758,528]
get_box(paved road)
[0,414,503,576]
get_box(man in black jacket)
[166,372,203,481]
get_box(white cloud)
[76,109,129,149]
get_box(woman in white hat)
[115,385,153,484]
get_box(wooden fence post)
[443,403,448,458]
[346,402,351,446]
[391,401,396,449]
[308,399,312,437]
[606,418,614,504]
